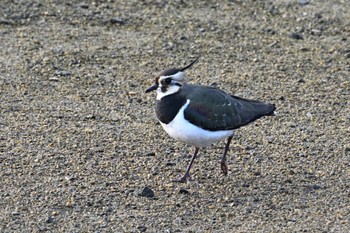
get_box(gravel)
[1,0,349,232]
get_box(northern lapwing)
[146,58,276,182]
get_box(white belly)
[160,99,234,148]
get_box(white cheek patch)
[171,72,185,81]
[156,74,184,100]
[156,85,180,100]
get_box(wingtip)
[267,104,277,116]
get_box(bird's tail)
[231,95,276,119]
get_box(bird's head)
[145,58,199,100]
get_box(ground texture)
[1,0,349,232]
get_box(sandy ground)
[1,0,349,232]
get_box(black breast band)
[156,93,187,124]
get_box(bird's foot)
[173,173,190,183]
[221,161,228,176]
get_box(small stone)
[11,211,20,216]
[298,0,309,6]
[139,187,155,198]
[267,136,274,143]
[290,32,304,40]
[55,70,71,76]
[127,91,137,96]
[285,179,293,184]
[144,152,156,156]
[254,171,261,176]
[311,29,321,36]
[49,77,59,81]
[110,18,125,25]
[65,176,74,181]
[165,162,176,166]
[85,114,95,120]
[179,188,190,194]
[85,114,96,120]
[138,225,147,232]
[79,3,89,9]
[45,216,54,223]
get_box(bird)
[145,58,276,182]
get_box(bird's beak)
[145,84,158,93]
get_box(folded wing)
[183,85,276,131]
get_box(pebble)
[144,152,156,156]
[45,216,54,223]
[179,188,190,194]
[78,3,89,9]
[139,187,155,198]
[165,162,176,166]
[110,18,125,25]
[55,70,71,76]
[138,225,147,232]
[311,29,321,36]
[11,211,20,216]
[289,32,304,40]
[298,0,309,6]
[49,77,59,81]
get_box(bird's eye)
[164,78,172,84]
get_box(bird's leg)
[176,147,200,183]
[221,136,233,176]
